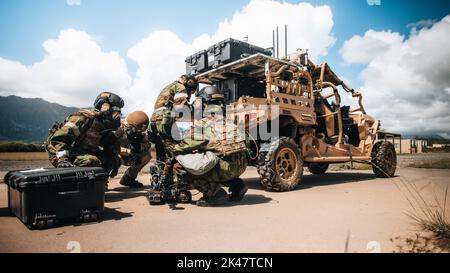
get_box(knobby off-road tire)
[257,137,303,192]
[308,163,329,175]
[371,141,397,178]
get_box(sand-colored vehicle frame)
[196,52,397,191]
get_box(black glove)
[109,156,121,178]
[57,160,74,168]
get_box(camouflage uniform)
[172,113,248,198]
[46,108,121,173]
[150,80,191,158]
[115,121,152,180]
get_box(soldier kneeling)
[172,86,248,207]
[115,111,152,189]
[45,92,124,185]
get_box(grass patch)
[0,152,49,161]
[407,158,450,169]
[396,179,450,252]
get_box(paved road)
[0,167,449,253]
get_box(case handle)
[58,191,81,196]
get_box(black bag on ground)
[5,167,108,229]
[208,38,272,69]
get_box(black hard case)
[185,50,209,76]
[208,38,272,68]
[5,167,108,229]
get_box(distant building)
[432,143,450,149]
[377,132,428,154]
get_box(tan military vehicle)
[188,39,397,192]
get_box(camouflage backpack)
[201,116,248,157]
[44,109,96,154]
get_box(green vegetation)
[0,141,45,152]
[395,179,450,252]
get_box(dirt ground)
[1,158,449,253]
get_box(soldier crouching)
[45,92,124,186]
[149,74,198,160]
[172,86,248,207]
[115,111,152,189]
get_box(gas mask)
[126,126,145,143]
[100,103,122,130]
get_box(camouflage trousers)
[174,152,248,198]
[49,153,103,168]
[120,151,152,179]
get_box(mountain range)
[0,95,79,143]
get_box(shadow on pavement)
[223,194,273,207]
[243,171,377,191]
[299,172,377,190]
[100,207,134,221]
[58,207,133,228]
[105,188,148,203]
[0,207,13,217]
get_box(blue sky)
[1,0,449,135]
[1,0,448,67]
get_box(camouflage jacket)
[46,108,120,159]
[154,81,188,110]
[114,121,151,155]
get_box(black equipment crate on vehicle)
[208,38,272,69]
[5,167,108,229]
[218,77,267,103]
[185,50,209,76]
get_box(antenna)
[276,26,279,59]
[272,30,275,57]
[285,24,288,58]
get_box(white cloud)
[0,0,335,115]
[0,29,131,107]
[340,15,450,136]
[66,0,81,6]
[127,0,336,113]
[340,30,404,65]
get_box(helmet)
[94,92,125,111]
[93,92,125,130]
[126,111,149,132]
[197,86,225,103]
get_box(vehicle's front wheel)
[257,137,303,192]
[371,141,397,178]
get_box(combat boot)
[196,188,227,207]
[120,174,144,189]
[227,178,248,202]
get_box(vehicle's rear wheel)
[308,163,329,175]
[371,141,397,178]
[257,137,303,192]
